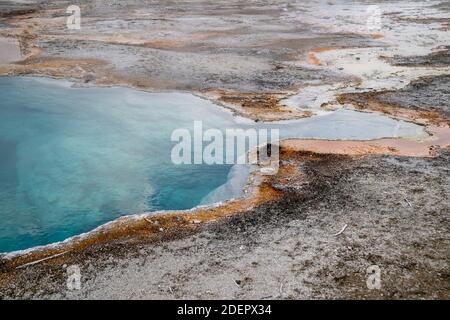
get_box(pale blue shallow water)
[0,77,424,252]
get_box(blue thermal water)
[0,77,239,252]
[0,77,424,252]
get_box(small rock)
[288,220,302,227]
[84,74,95,83]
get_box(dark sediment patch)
[0,1,40,18]
[339,74,450,121]
[382,48,450,68]
[431,1,450,11]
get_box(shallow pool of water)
[0,77,424,252]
